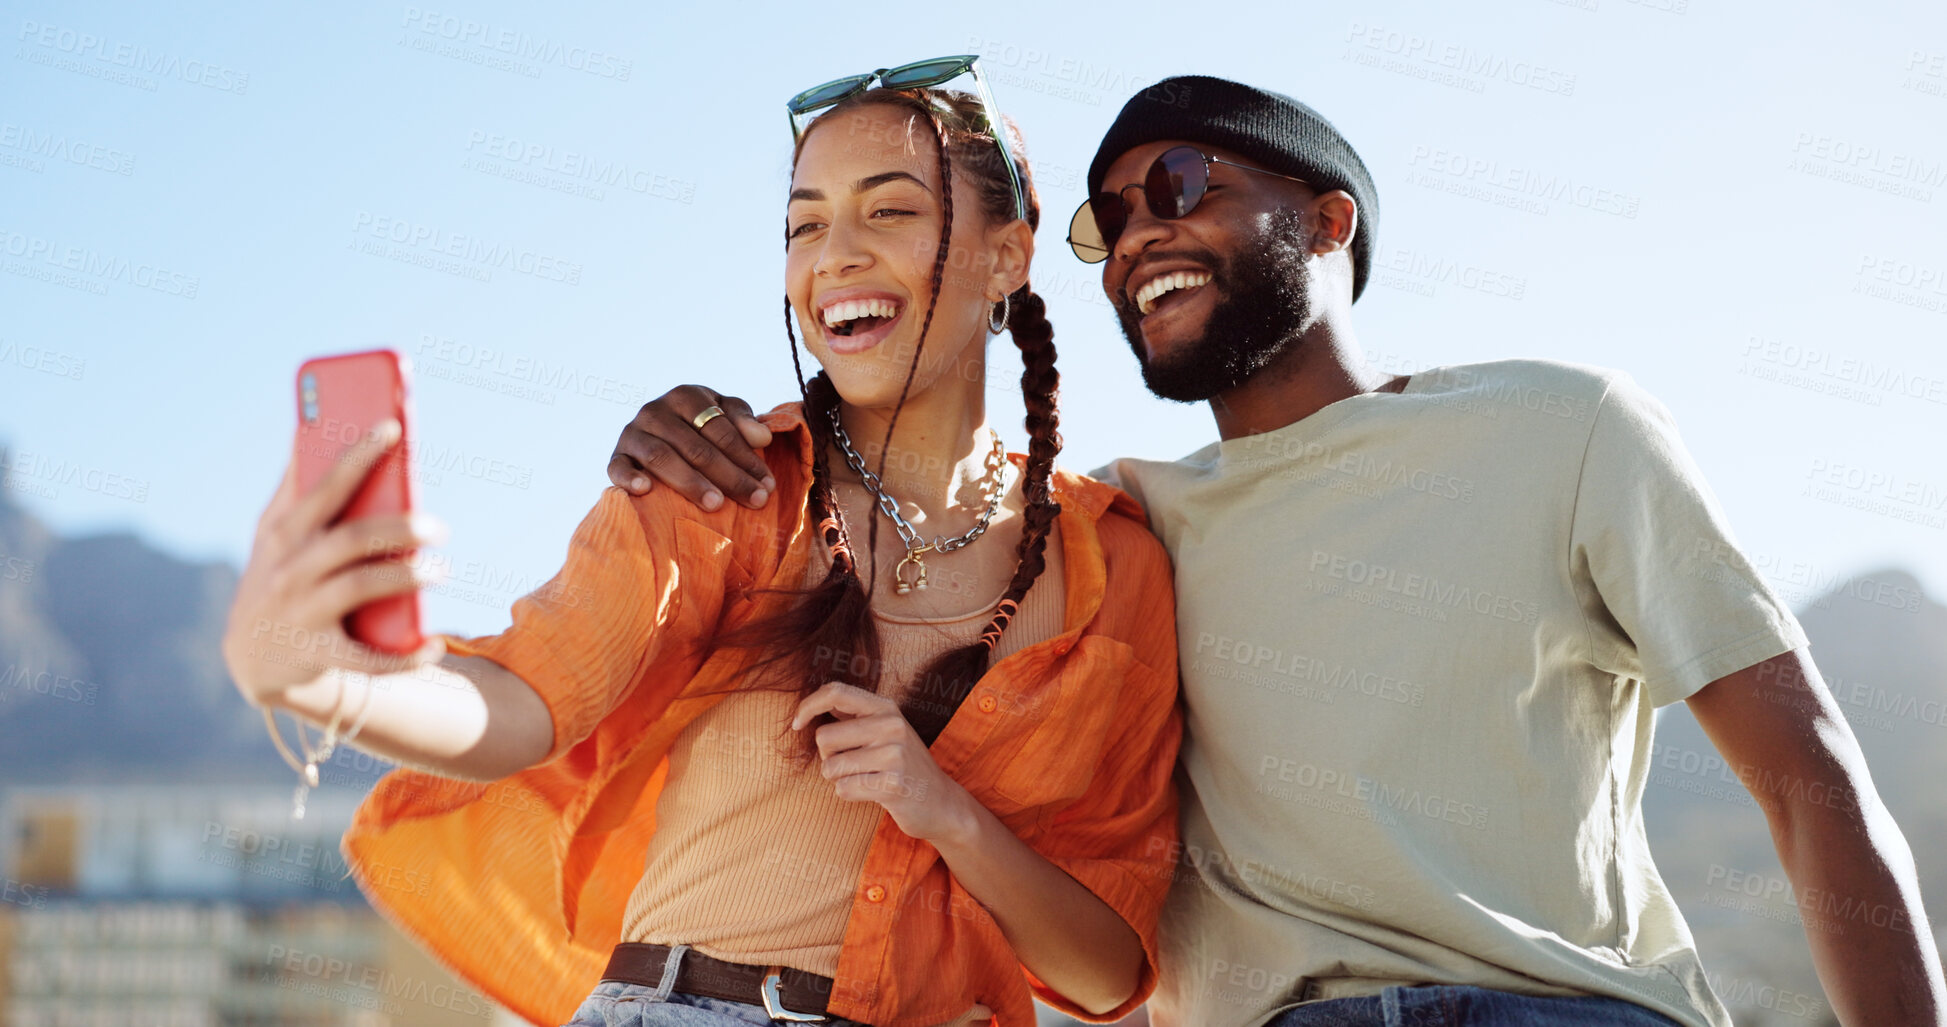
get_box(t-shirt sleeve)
[1567,373,1808,707]
[439,486,739,764]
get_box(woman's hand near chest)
[791,681,1141,1017]
[791,681,978,844]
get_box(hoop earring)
[988,295,1011,334]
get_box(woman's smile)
[816,288,907,354]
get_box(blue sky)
[3,0,1944,639]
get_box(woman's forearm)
[265,653,554,782]
[932,794,1143,1017]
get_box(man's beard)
[1114,209,1314,403]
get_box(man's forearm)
[1691,652,1947,1024]
[1767,782,1945,1025]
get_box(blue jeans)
[561,980,873,1027]
[1267,984,1684,1027]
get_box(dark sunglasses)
[786,54,1027,222]
[1067,145,1311,263]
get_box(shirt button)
[976,695,997,713]
[864,884,887,903]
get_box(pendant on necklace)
[894,544,933,595]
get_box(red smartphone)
[294,348,424,654]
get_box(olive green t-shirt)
[1104,360,1805,1027]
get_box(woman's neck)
[829,361,1005,524]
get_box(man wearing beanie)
[606,75,1943,1027]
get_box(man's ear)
[1310,191,1359,256]
[988,217,1036,299]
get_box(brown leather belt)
[601,942,836,1021]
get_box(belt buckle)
[761,967,828,1022]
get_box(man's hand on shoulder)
[607,385,774,511]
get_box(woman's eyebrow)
[854,170,930,194]
[789,170,932,203]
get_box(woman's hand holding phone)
[221,418,448,708]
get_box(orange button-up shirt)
[340,405,1183,1027]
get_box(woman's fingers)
[232,613,443,700]
[282,511,446,596]
[791,681,894,730]
[288,418,403,540]
[247,461,315,571]
[819,741,893,781]
[225,435,424,704]
[823,747,927,804]
[608,386,774,509]
[302,556,440,629]
[800,684,941,816]
[810,714,889,760]
[256,459,303,531]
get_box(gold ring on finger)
[691,405,727,430]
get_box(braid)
[978,285,1061,646]
[785,297,855,573]
[803,374,860,577]
[866,108,957,597]
[902,284,1062,744]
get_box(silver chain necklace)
[827,406,1009,595]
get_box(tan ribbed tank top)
[619,523,1066,989]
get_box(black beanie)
[1088,75,1380,303]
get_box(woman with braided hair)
[222,60,1181,1027]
